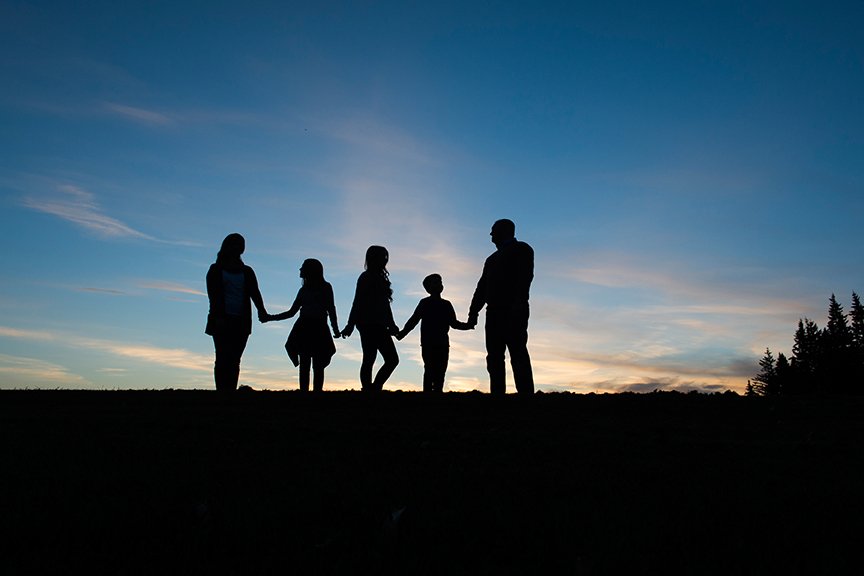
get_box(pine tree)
[790,318,820,394]
[848,292,864,391]
[823,294,854,393]
[773,353,790,396]
[850,292,864,354]
[752,348,776,397]
[825,294,852,347]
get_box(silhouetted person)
[264,259,340,392]
[205,233,268,393]
[341,246,400,392]
[396,274,472,393]
[467,219,535,395]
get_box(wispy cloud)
[81,340,212,373]
[0,326,57,341]
[22,184,157,240]
[137,281,206,297]
[0,354,91,388]
[103,102,174,126]
[75,287,129,296]
[319,114,441,167]
[551,250,814,315]
[0,324,209,378]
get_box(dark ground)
[1,390,863,575]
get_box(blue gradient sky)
[2,1,862,392]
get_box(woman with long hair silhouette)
[341,245,400,392]
[264,258,341,392]
[205,233,268,392]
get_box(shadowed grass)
[2,390,862,574]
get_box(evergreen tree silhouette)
[790,318,821,394]
[823,294,854,393]
[850,292,864,386]
[850,292,864,355]
[774,353,791,396]
[755,292,864,397]
[752,348,776,397]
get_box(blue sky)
[2,0,862,392]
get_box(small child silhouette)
[396,274,472,393]
[264,258,340,392]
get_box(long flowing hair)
[364,245,392,302]
[300,258,325,290]
[216,233,245,271]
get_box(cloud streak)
[0,326,57,341]
[103,102,174,126]
[22,184,157,240]
[0,354,91,388]
[86,341,212,372]
[138,281,206,297]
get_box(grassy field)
[2,390,863,575]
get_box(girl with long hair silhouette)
[205,233,269,392]
[341,245,400,392]
[265,258,341,392]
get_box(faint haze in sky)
[1,1,862,392]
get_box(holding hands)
[260,310,295,323]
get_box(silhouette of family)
[205,219,535,395]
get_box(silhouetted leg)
[212,328,248,393]
[485,311,507,395]
[298,355,311,392]
[372,331,399,391]
[312,355,327,392]
[507,309,534,396]
[358,325,377,391]
[423,346,448,393]
[422,366,433,393]
[421,346,433,392]
[437,347,450,393]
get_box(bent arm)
[270,288,303,321]
[448,301,471,330]
[400,304,423,337]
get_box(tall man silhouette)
[467,219,535,395]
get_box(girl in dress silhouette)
[341,245,400,392]
[265,259,340,392]
[205,233,268,392]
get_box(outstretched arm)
[267,290,301,322]
[396,304,422,340]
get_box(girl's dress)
[284,282,338,367]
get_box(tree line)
[748,293,864,396]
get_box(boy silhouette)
[396,274,472,393]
